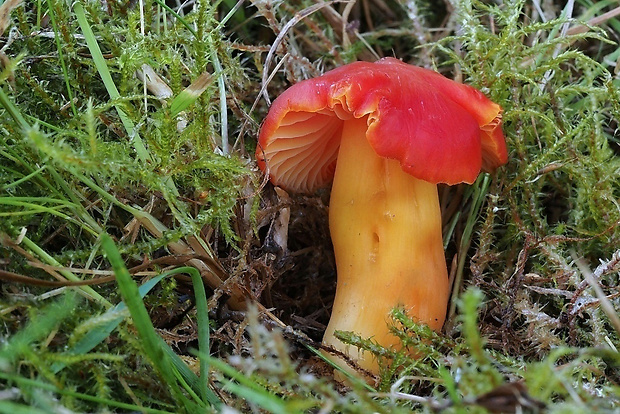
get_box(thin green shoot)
[45,0,78,117]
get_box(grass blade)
[72,2,149,163]
[46,0,77,117]
[169,72,212,117]
[188,261,214,403]
[101,234,219,409]
[50,272,168,373]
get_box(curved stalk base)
[323,116,449,376]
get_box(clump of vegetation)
[0,0,619,412]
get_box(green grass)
[1,0,619,412]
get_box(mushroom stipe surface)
[256,57,508,377]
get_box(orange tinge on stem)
[324,116,449,374]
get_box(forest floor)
[1,0,620,412]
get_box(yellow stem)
[324,116,449,375]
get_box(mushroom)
[256,58,507,375]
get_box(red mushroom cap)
[256,57,507,193]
